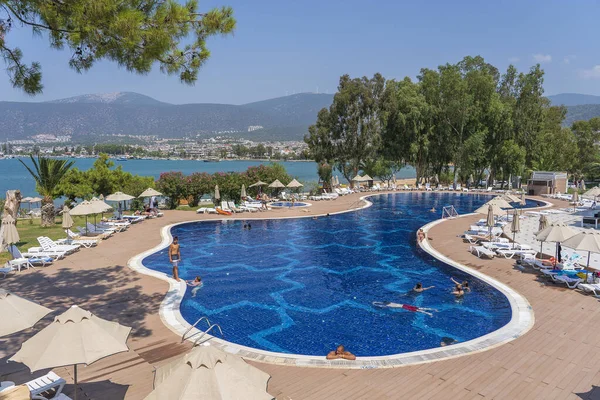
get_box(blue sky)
[1,0,600,104]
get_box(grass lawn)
[1,215,91,264]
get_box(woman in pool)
[451,277,470,292]
[413,282,434,293]
[452,284,464,297]
[186,276,203,297]
[373,301,437,316]
[169,236,181,281]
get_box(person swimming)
[452,284,464,297]
[413,282,434,293]
[451,277,470,292]
[373,301,437,316]
[440,337,458,347]
[186,276,203,297]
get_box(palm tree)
[19,155,75,227]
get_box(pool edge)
[127,193,545,369]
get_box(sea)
[0,157,417,198]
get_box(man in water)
[186,276,203,297]
[413,282,434,293]
[451,277,470,292]
[169,236,181,281]
[440,337,458,347]
[326,345,356,360]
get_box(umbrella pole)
[513,232,516,250]
[74,364,78,400]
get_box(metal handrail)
[181,316,212,343]
[193,323,224,346]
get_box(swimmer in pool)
[413,282,434,293]
[430,207,436,213]
[440,337,458,347]
[451,277,470,292]
[326,345,356,361]
[373,301,437,316]
[186,276,203,297]
[452,284,464,297]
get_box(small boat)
[116,157,128,161]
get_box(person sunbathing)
[326,345,356,360]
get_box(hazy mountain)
[547,93,600,107]
[563,104,600,126]
[0,92,333,141]
[47,91,171,106]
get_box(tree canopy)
[0,0,235,94]
[305,55,589,187]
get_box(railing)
[181,316,212,343]
[442,205,459,219]
[192,324,224,346]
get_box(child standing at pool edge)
[170,236,181,281]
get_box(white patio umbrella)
[502,194,521,203]
[475,203,505,216]
[489,196,514,209]
[510,209,520,249]
[61,206,74,229]
[10,305,131,400]
[583,187,600,199]
[352,175,363,182]
[362,174,373,182]
[249,181,267,188]
[241,184,247,199]
[106,191,135,218]
[144,345,271,400]
[69,201,98,235]
[287,179,303,189]
[535,223,578,260]
[561,231,600,270]
[1,214,20,251]
[0,289,52,337]
[214,185,220,201]
[138,188,162,198]
[268,179,285,188]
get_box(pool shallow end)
[127,193,537,369]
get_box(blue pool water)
[142,193,539,357]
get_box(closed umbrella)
[561,231,600,270]
[1,214,20,251]
[144,345,271,400]
[582,179,586,190]
[241,184,247,199]
[520,193,527,206]
[214,185,220,201]
[10,305,131,400]
[537,215,549,255]
[572,191,579,212]
[61,206,74,229]
[486,204,495,238]
[510,209,520,249]
[138,188,162,198]
[0,289,52,337]
[535,223,578,260]
[468,174,474,188]
[335,176,340,186]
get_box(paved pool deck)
[2,192,600,399]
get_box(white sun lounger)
[37,237,81,254]
[553,275,584,288]
[495,249,537,259]
[26,371,66,399]
[57,229,99,248]
[469,245,495,259]
[577,283,600,296]
[8,245,53,270]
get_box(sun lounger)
[56,230,99,248]
[0,265,14,277]
[553,275,584,288]
[577,283,600,296]
[197,207,217,214]
[8,245,53,270]
[495,249,537,259]
[32,394,73,400]
[227,201,244,213]
[469,245,495,259]
[26,372,66,399]
[86,223,116,235]
[37,237,80,254]
[121,215,146,223]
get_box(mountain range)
[1,92,600,141]
[0,92,334,141]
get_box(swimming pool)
[270,201,311,208]
[142,193,537,357]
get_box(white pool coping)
[127,193,539,369]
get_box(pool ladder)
[181,316,224,346]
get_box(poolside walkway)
[2,192,600,399]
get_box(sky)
[1,0,600,105]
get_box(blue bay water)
[0,158,417,198]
